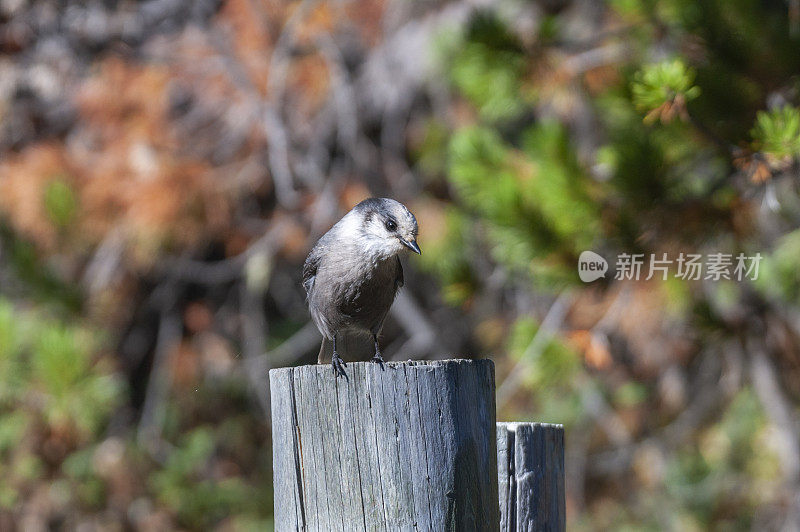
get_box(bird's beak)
[401,238,421,255]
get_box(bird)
[302,198,421,378]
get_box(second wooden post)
[497,422,566,531]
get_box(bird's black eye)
[384,219,397,232]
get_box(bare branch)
[496,290,574,409]
[137,285,182,461]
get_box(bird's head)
[352,198,420,259]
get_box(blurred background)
[1,0,800,529]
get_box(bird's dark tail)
[317,332,374,364]
[318,338,332,364]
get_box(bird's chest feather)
[333,257,397,317]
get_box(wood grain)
[270,359,499,531]
[497,422,565,532]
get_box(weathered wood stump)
[497,422,565,532]
[270,359,499,531]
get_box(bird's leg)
[331,334,347,379]
[370,334,385,368]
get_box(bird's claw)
[331,352,348,379]
[370,352,385,369]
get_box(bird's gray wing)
[302,245,322,296]
[395,256,404,290]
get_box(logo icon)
[578,251,608,282]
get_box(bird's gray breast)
[311,252,399,336]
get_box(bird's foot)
[370,351,385,369]
[331,352,348,379]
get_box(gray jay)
[302,198,421,378]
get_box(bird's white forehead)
[351,198,417,232]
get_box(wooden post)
[270,359,499,531]
[497,422,565,532]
